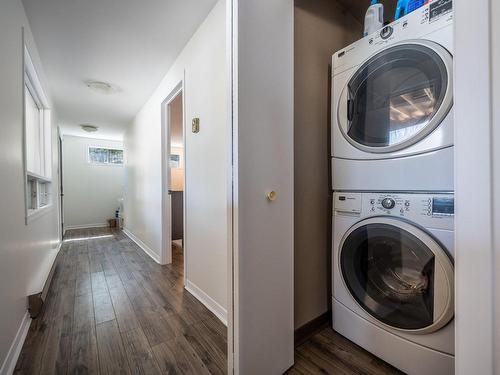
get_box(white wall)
[0,0,61,372]
[124,0,228,320]
[62,136,124,230]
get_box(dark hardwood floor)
[14,227,402,375]
[288,328,403,375]
[14,227,227,375]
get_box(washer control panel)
[334,192,454,230]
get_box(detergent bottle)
[364,0,384,36]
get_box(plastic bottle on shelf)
[364,0,384,37]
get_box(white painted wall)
[62,136,124,230]
[124,0,228,320]
[0,0,61,372]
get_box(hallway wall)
[124,0,228,322]
[62,135,124,230]
[294,0,361,329]
[0,0,61,371]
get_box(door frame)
[454,0,499,373]
[58,127,64,239]
[161,81,185,274]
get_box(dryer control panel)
[334,192,454,230]
[332,0,453,76]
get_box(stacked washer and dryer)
[330,1,454,374]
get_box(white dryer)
[331,0,454,191]
[332,191,454,374]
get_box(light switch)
[192,118,200,133]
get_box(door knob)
[266,191,277,201]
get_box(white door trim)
[227,0,237,372]
[161,81,184,268]
[454,0,499,373]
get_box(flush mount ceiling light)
[84,80,120,95]
[81,124,99,133]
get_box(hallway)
[14,228,227,374]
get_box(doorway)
[162,82,186,280]
[58,131,64,239]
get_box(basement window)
[88,147,124,165]
[24,46,52,224]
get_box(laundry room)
[294,0,455,374]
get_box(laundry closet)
[294,1,454,374]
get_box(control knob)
[381,198,396,209]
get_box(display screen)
[432,198,454,216]
[430,0,453,21]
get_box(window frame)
[87,145,124,166]
[23,44,53,224]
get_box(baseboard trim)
[28,242,63,319]
[64,223,108,230]
[185,280,228,326]
[0,312,31,375]
[295,311,332,347]
[122,228,161,264]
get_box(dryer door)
[338,40,453,153]
[339,217,454,334]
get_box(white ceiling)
[22,0,218,140]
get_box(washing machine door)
[338,40,453,153]
[339,217,454,334]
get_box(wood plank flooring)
[15,227,403,375]
[288,328,404,375]
[14,227,227,375]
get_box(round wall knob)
[266,191,277,201]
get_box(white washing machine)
[332,191,454,374]
[331,0,454,191]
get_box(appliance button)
[405,201,410,207]
[380,26,393,39]
[370,199,375,205]
[381,198,396,209]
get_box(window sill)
[87,162,124,167]
[27,204,54,224]
[27,171,52,183]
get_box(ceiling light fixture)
[81,124,99,133]
[84,80,120,94]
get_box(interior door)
[338,41,453,153]
[233,0,294,373]
[339,217,454,333]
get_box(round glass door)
[340,41,453,152]
[340,218,454,332]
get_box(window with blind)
[24,46,52,223]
